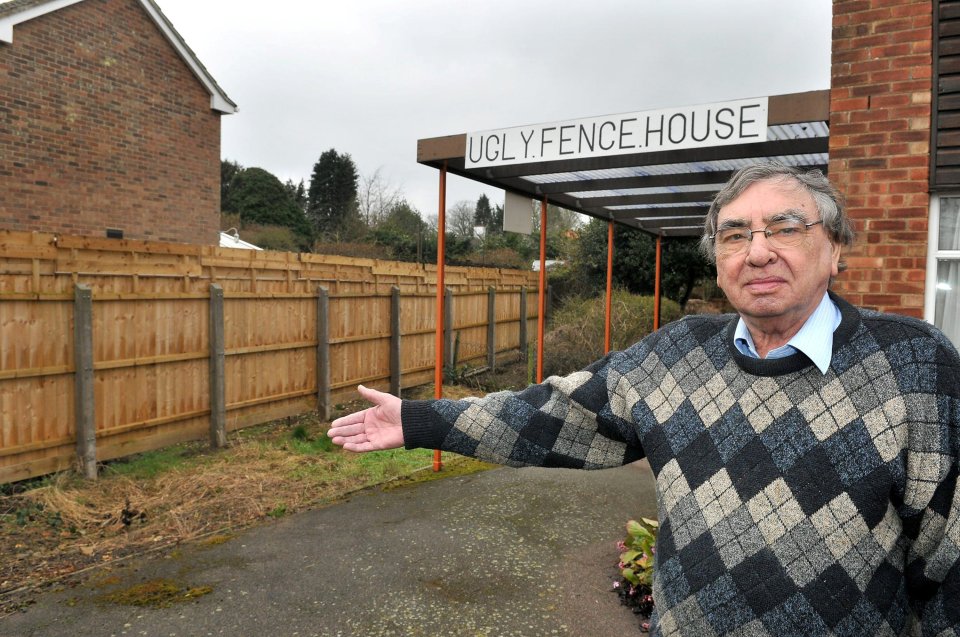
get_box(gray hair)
[699,163,855,271]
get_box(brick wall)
[0,0,221,245]
[828,0,933,317]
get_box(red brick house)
[0,0,236,244]
[829,0,957,346]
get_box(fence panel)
[451,290,490,367]
[0,230,539,483]
[223,294,319,428]
[495,290,523,360]
[397,293,439,390]
[90,295,211,465]
[0,297,76,482]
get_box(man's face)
[714,178,841,333]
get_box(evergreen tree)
[307,149,361,240]
[222,167,313,250]
[572,218,712,307]
[371,200,428,262]
[284,178,307,213]
[220,159,243,209]
[491,203,504,235]
[473,194,496,233]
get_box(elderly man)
[329,164,960,636]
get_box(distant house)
[219,228,262,250]
[0,0,236,245]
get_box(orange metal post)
[432,162,447,472]
[653,234,662,331]
[604,221,614,354]
[536,197,547,383]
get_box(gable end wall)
[0,0,221,244]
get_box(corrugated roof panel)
[520,125,829,186]
[608,202,712,210]
[569,183,724,198]
[524,168,642,184]
[631,215,706,221]
[767,122,829,140]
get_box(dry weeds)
[0,365,526,613]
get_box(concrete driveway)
[1,461,656,637]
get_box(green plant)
[614,517,658,630]
[102,444,205,480]
[291,425,310,441]
[619,517,658,588]
[286,428,335,454]
[8,501,64,531]
[267,504,287,518]
[442,363,472,384]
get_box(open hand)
[327,385,404,452]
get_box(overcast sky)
[155,0,833,218]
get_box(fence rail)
[0,230,539,484]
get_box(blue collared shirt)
[733,292,841,374]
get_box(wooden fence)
[0,230,539,484]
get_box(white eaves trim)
[0,0,237,114]
[0,0,84,43]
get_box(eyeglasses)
[711,219,824,255]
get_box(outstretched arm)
[327,385,404,452]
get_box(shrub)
[545,264,596,305]
[241,224,304,252]
[313,241,385,260]
[614,517,659,631]
[539,290,682,377]
[455,247,529,269]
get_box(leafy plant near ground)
[614,517,659,632]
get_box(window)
[926,195,960,346]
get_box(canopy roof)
[417,90,829,237]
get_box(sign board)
[465,97,768,169]
[503,191,533,235]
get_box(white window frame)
[925,194,960,328]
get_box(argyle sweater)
[402,295,960,636]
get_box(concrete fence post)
[390,286,401,396]
[317,286,331,420]
[209,284,227,448]
[519,287,528,361]
[444,287,454,370]
[73,284,97,479]
[487,286,496,372]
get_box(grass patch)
[286,434,336,455]
[380,457,497,491]
[199,534,234,547]
[101,442,208,480]
[100,578,213,608]
[266,505,287,519]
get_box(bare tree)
[530,200,585,234]
[447,200,479,239]
[358,167,402,226]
